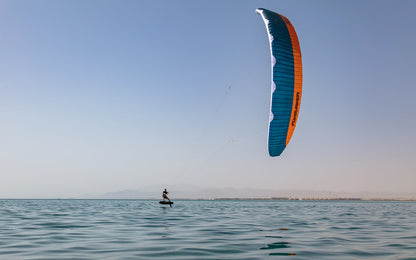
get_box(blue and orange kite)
[257,8,303,156]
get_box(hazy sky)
[1,0,415,198]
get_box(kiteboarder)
[162,188,171,203]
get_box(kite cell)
[256,8,303,156]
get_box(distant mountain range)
[89,184,416,201]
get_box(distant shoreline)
[1,197,416,201]
[211,197,416,202]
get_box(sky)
[1,0,415,198]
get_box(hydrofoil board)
[159,201,173,205]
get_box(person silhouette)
[162,188,171,203]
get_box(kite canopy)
[256,8,302,156]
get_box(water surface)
[0,200,415,259]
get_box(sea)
[0,199,415,259]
